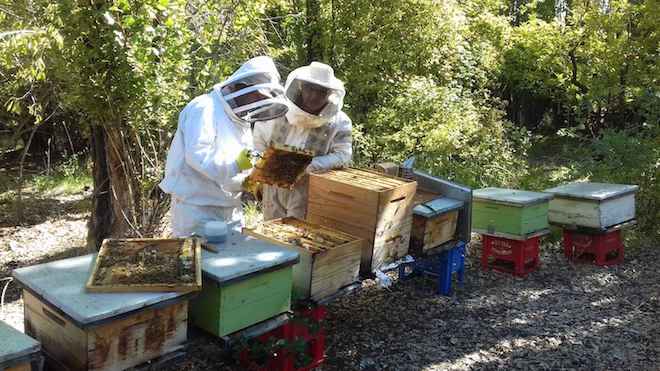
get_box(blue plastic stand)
[398,242,466,296]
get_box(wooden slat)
[310,239,362,301]
[6,363,31,371]
[87,302,187,371]
[413,189,442,206]
[24,290,88,371]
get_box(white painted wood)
[548,194,636,229]
[545,182,638,201]
[548,198,601,227]
[600,194,636,228]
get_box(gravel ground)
[1,191,658,371]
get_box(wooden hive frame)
[243,217,363,301]
[86,238,202,293]
[249,144,314,188]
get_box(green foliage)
[33,155,92,195]
[0,0,656,241]
[520,126,659,244]
[362,77,530,187]
[501,0,659,131]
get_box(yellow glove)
[236,149,253,171]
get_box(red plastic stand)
[563,229,623,266]
[481,235,541,277]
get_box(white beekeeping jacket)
[159,90,253,207]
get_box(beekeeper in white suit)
[254,61,352,220]
[160,56,288,237]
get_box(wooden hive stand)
[307,168,417,275]
[243,217,363,302]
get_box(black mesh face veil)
[216,56,289,123]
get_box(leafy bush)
[358,76,530,188]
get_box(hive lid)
[473,187,553,206]
[0,320,40,363]
[544,182,639,201]
[201,222,300,286]
[413,197,464,217]
[312,167,414,191]
[12,255,189,326]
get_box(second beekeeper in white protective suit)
[160,56,288,237]
[254,62,352,220]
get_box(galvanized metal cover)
[473,187,553,206]
[413,197,464,217]
[545,182,639,201]
[0,320,40,364]
[12,254,187,326]
[201,222,300,285]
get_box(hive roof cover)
[473,187,553,206]
[544,182,639,201]
[201,222,299,285]
[413,197,464,217]
[13,254,190,326]
[0,320,40,363]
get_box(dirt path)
[1,191,658,370]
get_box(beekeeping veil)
[214,56,288,124]
[284,62,345,128]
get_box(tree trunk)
[87,125,112,250]
[87,125,138,250]
[104,126,139,238]
[305,0,324,63]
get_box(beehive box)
[307,168,417,274]
[472,188,553,238]
[13,255,189,371]
[191,225,299,337]
[243,217,362,301]
[544,182,638,229]
[410,192,464,254]
[86,238,202,293]
[0,320,42,371]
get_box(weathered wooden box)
[191,225,299,337]
[0,320,42,371]
[472,188,553,238]
[243,217,362,301]
[544,182,638,229]
[410,190,463,254]
[86,238,202,293]
[13,255,189,371]
[307,168,417,274]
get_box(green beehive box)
[191,226,299,337]
[472,187,553,238]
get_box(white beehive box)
[544,182,638,229]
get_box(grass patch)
[32,171,91,195]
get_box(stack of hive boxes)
[545,182,638,266]
[472,187,553,276]
[307,168,418,275]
